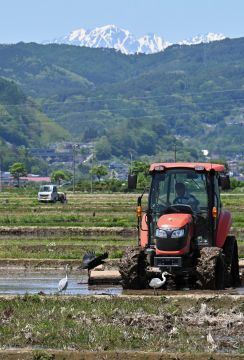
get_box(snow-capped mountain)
[50,25,225,55]
[51,25,170,54]
[179,32,226,46]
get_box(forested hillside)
[0,77,68,146]
[0,38,244,160]
[0,77,69,169]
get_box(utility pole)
[130,152,133,174]
[0,156,2,192]
[72,144,79,193]
[174,142,177,162]
[90,153,93,194]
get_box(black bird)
[77,251,108,272]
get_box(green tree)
[51,170,71,185]
[9,162,27,187]
[130,161,150,189]
[230,177,239,189]
[95,136,112,160]
[90,165,108,181]
[130,161,149,177]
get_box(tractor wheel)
[60,195,66,203]
[119,247,148,289]
[196,247,225,290]
[230,237,241,287]
[223,236,240,287]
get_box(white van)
[38,184,60,203]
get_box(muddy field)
[1,350,244,359]
[0,294,244,359]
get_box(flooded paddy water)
[0,268,122,296]
[0,267,243,296]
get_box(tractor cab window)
[149,169,210,244]
[214,175,221,212]
[150,169,208,215]
[213,175,221,230]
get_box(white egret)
[58,264,69,293]
[149,271,169,295]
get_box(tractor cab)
[138,163,229,251]
[148,166,209,249]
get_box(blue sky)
[1,0,244,43]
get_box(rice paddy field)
[0,190,243,261]
[0,191,137,263]
[0,189,243,359]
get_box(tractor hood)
[155,213,193,255]
[157,213,192,230]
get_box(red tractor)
[119,162,240,290]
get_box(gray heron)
[77,251,108,272]
[77,251,109,284]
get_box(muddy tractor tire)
[224,236,240,287]
[60,195,67,203]
[230,238,240,286]
[196,247,225,290]
[119,247,148,289]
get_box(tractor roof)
[149,162,225,173]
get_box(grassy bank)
[0,295,243,354]
[0,235,133,260]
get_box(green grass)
[0,192,137,227]
[0,214,134,227]
[0,295,243,353]
[0,246,125,260]
[0,191,243,229]
[0,234,134,260]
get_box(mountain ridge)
[48,24,225,54]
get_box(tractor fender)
[216,210,232,248]
[140,214,149,248]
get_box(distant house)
[0,172,51,187]
[21,176,51,183]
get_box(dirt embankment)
[0,350,244,360]
[0,258,119,269]
[0,226,242,237]
[0,226,135,237]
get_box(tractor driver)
[173,182,199,211]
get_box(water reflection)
[0,269,122,296]
[0,269,243,296]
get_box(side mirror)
[128,174,137,190]
[219,175,230,190]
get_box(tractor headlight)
[155,228,167,238]
[171,229,185,238]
